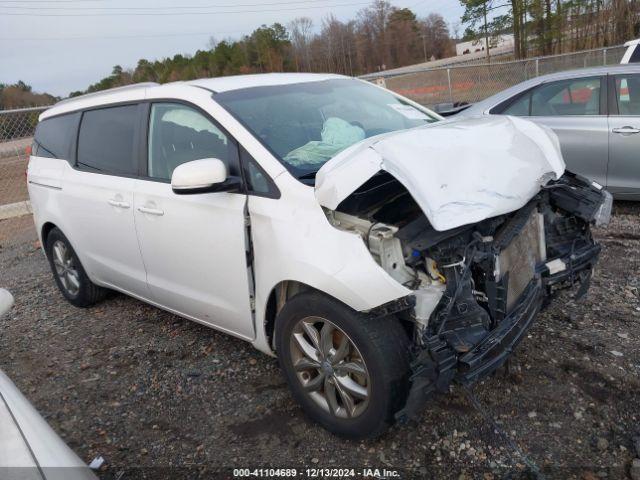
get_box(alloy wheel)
[289,316,371,419]
[52,240,80,297]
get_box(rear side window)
[77,105,138,175]
[614,75,640,115]
[34,112,80,160]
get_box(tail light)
[25,145,32,156]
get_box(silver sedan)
[458,64,640,199]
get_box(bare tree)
[288,17,314,71]
[421,13,453,60]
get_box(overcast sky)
[0,0,467,97]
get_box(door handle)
[612,126,640,135]
[108,199,130,209]
[137,206,164,216]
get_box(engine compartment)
[326,170,611,420]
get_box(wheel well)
[41,222,57,248]
[264,280,319,351]
[263,281,415,352]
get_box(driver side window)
[501,77,602,117]
[148,103,239,181]
[531,77,601,116]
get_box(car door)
[133,101,254,339]
[60,104,149,296]
[607,73,640,198]
[499,76,609,187]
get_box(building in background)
[456,34,515,56]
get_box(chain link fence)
[375,45,627,107]
[0,106,47,143]
[0,106,49,250]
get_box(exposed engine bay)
[326,169,612,421]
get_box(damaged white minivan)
[28,73,612,439]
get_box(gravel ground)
[0,203,639,480]
[0,155,29,205]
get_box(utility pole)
[483,1,491,62]
[421,34,428,62]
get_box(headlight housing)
[594,190,613,227]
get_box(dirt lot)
[0,154,29,205]
[0,204,639,480]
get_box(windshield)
[214,79,439,180]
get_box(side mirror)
[0,289,14,317]
[171,158,242,195]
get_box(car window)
[77,105,138,175]
[501,93,531,116]
[630,45,640,63]
[148,103,239,181]
[34,112,80,160]
[530,77,601,116]
[239,146,278,197]
[614,75,640,115]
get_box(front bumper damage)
[396,172,610,422]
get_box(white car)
[28,73,611,438]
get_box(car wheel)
[45,227,108,308]
[275,291,411,439]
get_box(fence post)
[603,48,607,65]
[535,58,539,77]
[447,68,453,103]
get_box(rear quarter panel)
[27,156,68,245]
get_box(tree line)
[2,0,638,107]
[0,81,57,110]
[462,0,638,59]
[75,0,638,96]
[74,1,455,96]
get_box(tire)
[45,227,108,308]
[275,291,411,439]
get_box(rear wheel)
[275,292,411,439]
[46,227,108,307]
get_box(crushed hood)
[315,115,565,231]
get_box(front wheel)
[275,292,411,439]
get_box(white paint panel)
[249,174,410,354]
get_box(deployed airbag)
[284,117,365,167]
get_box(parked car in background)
[0,288,96,480]
[622,39,640,64]
[458,65,640,199]
[28,74,611,438]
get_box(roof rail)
[55,82,159,106]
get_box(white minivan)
[28,73,611,438]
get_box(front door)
[527,76,609,187]
[133,102,254,339]
[607,73,640,198]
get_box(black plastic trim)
[457,279,542,384]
